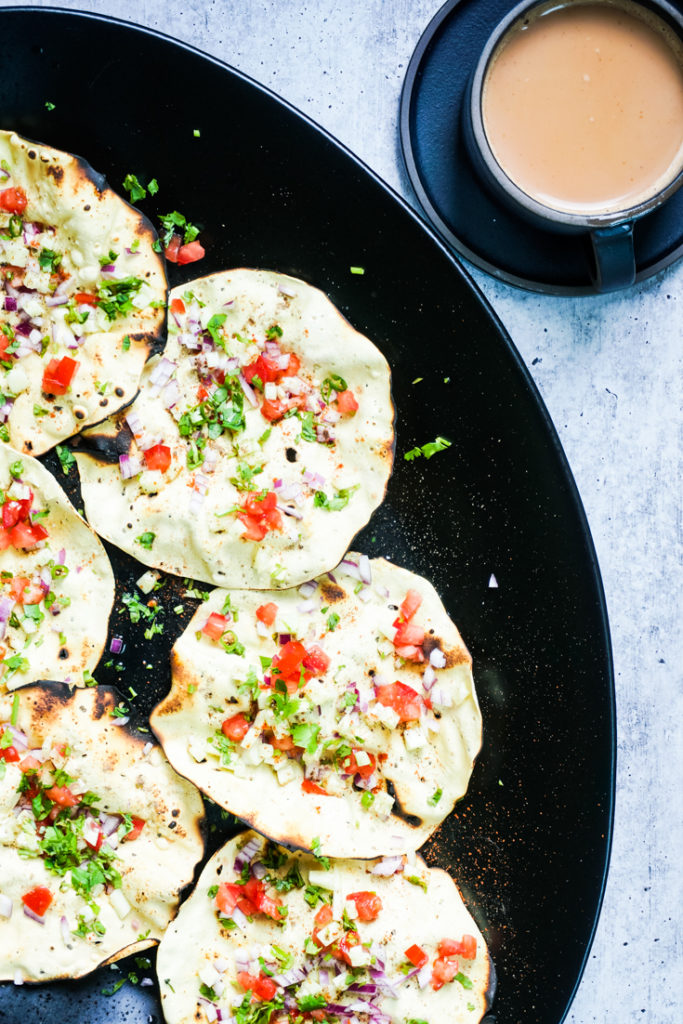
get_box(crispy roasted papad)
[157,830,494,1024]
[0,683,204,983]
[0,129,166,455]
[150,556,482,858]
[0,445,115,691]
[74,268,394,589]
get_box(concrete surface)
[1,2,680,1021]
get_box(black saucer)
[400,0,683,294]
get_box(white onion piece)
[163,377,181,409]
[297,599,317,614]
[417,963,432,988]
[278,283,297,297]
[13,970,23,986]
[430,687,452,708]
[148,356,176,393]
[60,915,72,947]
[255,619,269,638]
[111,715,130,726]
[356,586,372,603]
[278,502,303,520]
[429,647,446,669]
[0,893,12,918]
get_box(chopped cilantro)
[298,994,327,1011]
[155,210,200,249]
[313,486,358,511]
[45,100,55,111]
[9,459,23,479]
[349,266,365,275]
[326,612,340,632]
[290,722,319,754]
[404,436,452,461]
[405,874,428,892]
[428,787,443,806]
[135,531,156,550]
[55,445,76,475]
[311,837,330,870]
[455,972,474,990]
[122,174,148,203]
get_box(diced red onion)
[371,855,404,876]
[298,580,317,599]
[278,502,303,520]
[429,647,446,669]
[60,915,72,946]
[430,687,452,708]
[234,835,261,871]
[340,559,362,581]
[0,401,13,423]
[163,378,181,410]
[358,555,372,584]
[417,963,431,988]
[189,488,206,515]
[278,634,291,645]
[99,263,116,275]
[231,905,248,929]
[203,447,218,473]
[303,469,325,490]
[179,331,201,350]
[0,595,15,623]
[239,373,258,407]
[7,726,28,750]
[272,966,307,987]
[125,410,145,440]
[119,452,142,479]
[356,586,372,603]
[297,599,317,614]
[139,978,154,987]
[23,905,46,925]
[148,356,177,393]
[99,812,121,836]
[109,635,124,654]
[45,294,68,308]
[422,664,436,691]
[111,716,130,726]
[3,296,17,312]
[279,482,303,502]
[251,860,267,880]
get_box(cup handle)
[590,223,636,292]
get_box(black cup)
[464,0,683,292]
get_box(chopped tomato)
[42,356,79,396]
[243,353,285,386]
[259,398,285,421]
[84,824,104,852]
[255,602,278,627]
[222,713,251,742]
[9,577,45,605]
[2,496,32,529]
[143,443,172,473]
[374,681,423,722]
[73,292,98,307]
[177,241,205,265]
[22,886,52,917]
[395,589,423,625]
[237,971,278,1002]
[347,891,382,922]
[268,732,297,752]
[164,234,182,263]
[202,612,230,641]
[0,187,28,214]
[302,644,330,676]
[333,929,361,965]
[302,778,328,795]
[405,943,429,968]
[169,297,186,315]
[394,643,425,663]
[7,520,48,550]
[0,745,19,763]
[242,876,283,920]
[0,528,11,551]
[312,902,334,947]
[215,882,257,918]
[431,955,459,990]
[271,640,307,683]
[121,816,146,842]
[44,786,80,808]
[19,754,41,772]
[393,621,426,647]
[314,903,333,928]
[439,935,477,959]
[237,490,282,541]
[335,389,359,414]
[341,748,377,779]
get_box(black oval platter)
[0,7,615,1024]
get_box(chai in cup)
[481,0,683,215]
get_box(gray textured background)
[2,2,681,1021]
